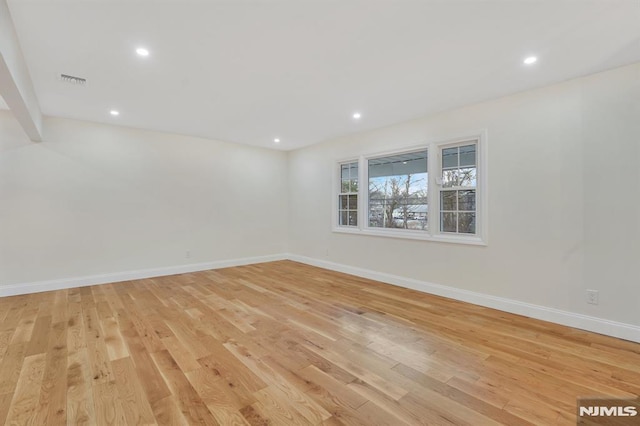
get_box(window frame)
[336,160,359,228]
[436,140,479,236]
[363,145,431,239]
[332,131,487,246]
[332,158,361,234]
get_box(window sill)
[332,226,361,235]
[332,226,487,246]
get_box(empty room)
[1,0,639,425]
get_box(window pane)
[442,147,458,168]
[338,162,358,228]
[441,191,457,211]
[369,213,381,227]
[458,212,476,234]
[368,188,384,227]
[458,190,475,211]
[369,150,427,178]
[350,163,358,179]
[459,167,477,187]
[459,144,476,167]
[348,211,357,226]
[438,143,480,236]
[348,194,357,210]
[339,210,348,226]
[339,195,348,209]
[368,150,428,231]
[441,212,457,232]
[341,164,350,179]
[442,169,458,187]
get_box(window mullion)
[428,146,438,237]
[358,155,365,230]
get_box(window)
[368,150,428,231]
[334,132,486,245]
[338,161,358,227]
[440,143,477,234]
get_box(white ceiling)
[6,0,640,150]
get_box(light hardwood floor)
[0,260,638,425]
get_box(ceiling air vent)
[59,73,87,86]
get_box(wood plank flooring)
[0,260,638,425]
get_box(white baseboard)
[0,253,288,298]
[287,254,640,344]
[2,252,638,343]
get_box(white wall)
[288,63,640,327]
[0,114,288,286]
[1,63,637,334]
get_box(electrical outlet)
[586,289,599,305]
[185,250,191,259]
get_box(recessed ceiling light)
[352,112,361,119]
[110,110,119,116]
[274,138,280,143]
[136,47,150,57]
[523,56,537,65]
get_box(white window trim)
[332,130,488,246]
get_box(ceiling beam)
[0,0,42,142]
